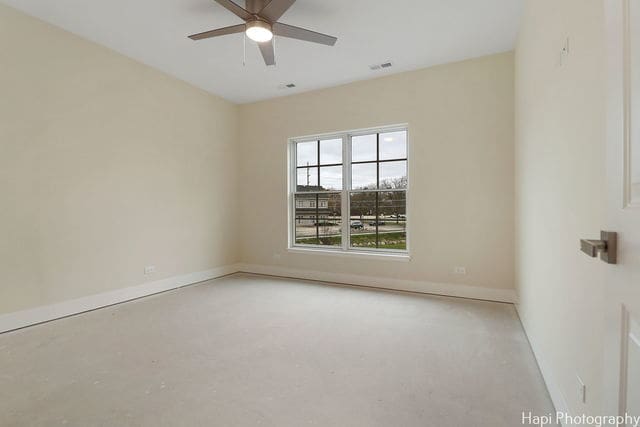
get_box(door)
[604,0,640,420]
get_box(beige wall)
[0,5,240,315]
[1,5,516,316]
[515,0,606,416]
[238,52,515,292]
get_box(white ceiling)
[2,0,524,104]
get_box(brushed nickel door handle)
[580,231,617,264]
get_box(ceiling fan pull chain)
[242,33,246,66]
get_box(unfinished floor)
[0,274,555,426]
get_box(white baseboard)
[514,303,570,425]
[0,264,241,334]
[0,263,516,334]
[237,263,517,303]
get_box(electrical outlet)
[144,265,156,275]
[453,266,467,275]
[577,376,586,404]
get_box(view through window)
[291,127,408,253]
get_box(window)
[290,127,408,254]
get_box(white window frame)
[287,124,410,259]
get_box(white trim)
[514,304,569,425]
[342,132,350,251]
[0,264,240,334]
[290,123,409,143]
[623,0,637,208]
[287,140,295,249]
[286,247,411,261]
[237,263,517,303]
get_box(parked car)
[350,220,364,229]
[390,214,407,220]
[368,220,386,226]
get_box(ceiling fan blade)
[258,0,296,22]
[214,0,253,21]
[188,24,246,40]
[273,23,337,46]
[258,40,276,66]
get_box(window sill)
[287,247,411,262]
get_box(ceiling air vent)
[369,61,393,71]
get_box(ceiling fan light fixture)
[246,20,273,43]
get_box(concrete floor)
[0,274,555,426]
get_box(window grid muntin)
[294,191,343,247]
[296,139,344,192]
[348,189,407,251]
[351,132,407,191]
[348,130,407,250]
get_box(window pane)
[296,141,317,167]
[349,192,377,249]
[318,193,342,246]
[320,166,342,191]
[379,161,407,189]
[349,191,406,250]
[352,134,377,162]
[320,139,342,165]
[297,166,318,191]
[378,191,406,250]
[295,193,341,247]
[295,194,317,245]
[379,131,407,160]
[351,163,377,190]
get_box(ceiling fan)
[188,0,338,66]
